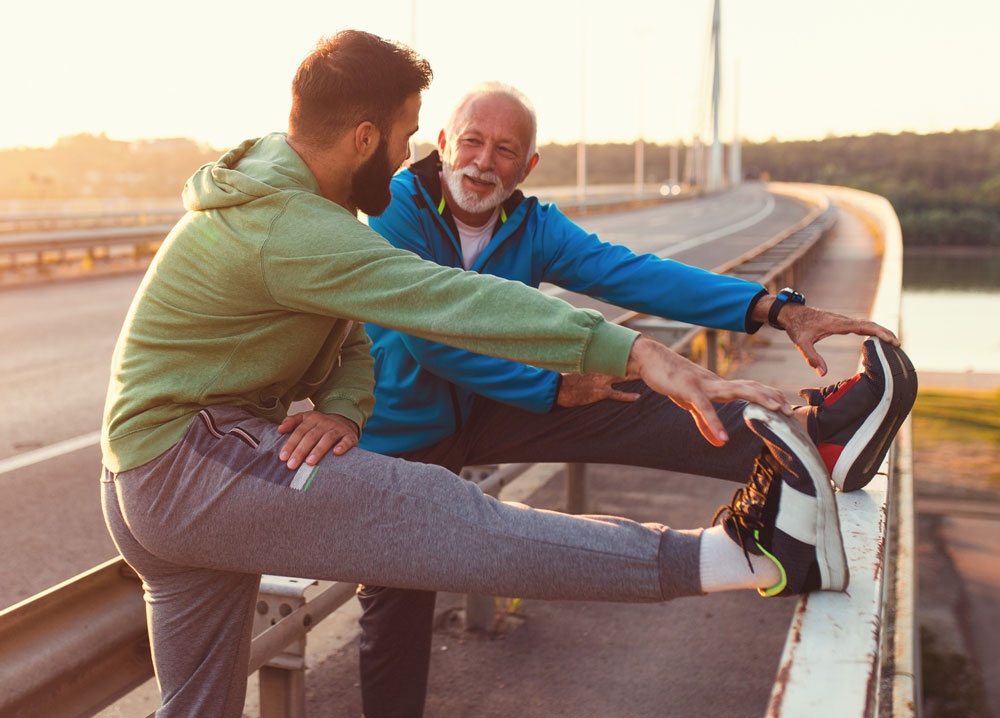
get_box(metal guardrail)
[0,207,182,280]
[0,226,173,280]
[0,224,177,252]
[0,208,183,233]
[0,559,149,718]
[0,187,885,718]
[0,189,688,284]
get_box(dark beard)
[349,139,394,216]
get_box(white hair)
[444,82,538,162]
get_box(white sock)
[698,525,781,593]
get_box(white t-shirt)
[452,207,500,270]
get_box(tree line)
[740,128,1000,248]
[0,133,220,202]
[3,127,997,247]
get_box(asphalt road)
[0,182,808,611]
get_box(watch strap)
[768,288,805,329]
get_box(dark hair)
[289,30,432,147]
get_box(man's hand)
[625,335,792,447]
[556,373,641,408]
[277,410,360,470]
[763,300,900,376]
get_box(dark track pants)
[358,380,764,718]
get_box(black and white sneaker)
[713,404,849,596]
[800,338,918,492]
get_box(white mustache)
[458,166,500,186]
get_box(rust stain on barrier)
[862,615,883,717]
[863,640,882,714]
[857,504,889,715]
[873,505,888,581]
[768,594,810,715]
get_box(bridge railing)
[761,183,919,717]
[0,185,914,717]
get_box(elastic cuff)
[550,373,563,412]
[657,528,705,600]
[310,400,367,431]
[744,287,769,334]
[581,321,640,377]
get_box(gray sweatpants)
[101,405,703,717]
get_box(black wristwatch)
[768,287,805,329]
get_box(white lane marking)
[542,193,776,297]
[655,193,776,259]
[0,430,101,476]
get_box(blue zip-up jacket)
[361,152,767,455]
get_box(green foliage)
[741,128,1000,248]
[517,129,1000,249]
[899,208,1000,247]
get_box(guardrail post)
[704,329,719,373]
[259,661,305,718]
[461,466,500,632]
[564,463,586,514]
[464,594,495,632]
[253,576,314,718]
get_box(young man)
[101,34,896,717]
[359,83,918,716]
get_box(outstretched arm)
[751,296,900,376]
[626,335,792,446]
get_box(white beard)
[442,161,515,215]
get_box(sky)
[2,0,998,152]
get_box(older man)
[361,83,917,717]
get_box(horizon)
[4,121,998,155]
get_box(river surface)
[901,248,1000,374]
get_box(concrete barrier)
[763,183,918,717]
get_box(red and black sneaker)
[800,338,918,492]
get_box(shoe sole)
[744,404,849,592]
[834,340,918,492]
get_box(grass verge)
[913,389,1000,444]
[912,388,1000,492]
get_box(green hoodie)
[101,133,639,473]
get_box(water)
[901,249,1000,374]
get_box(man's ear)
[520,153,540,182]
[354,121,381,160]
[437,129,448,155]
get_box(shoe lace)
[711,451,779,570]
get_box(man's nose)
[473,143,494,170]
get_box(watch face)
[779,288,805,304]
